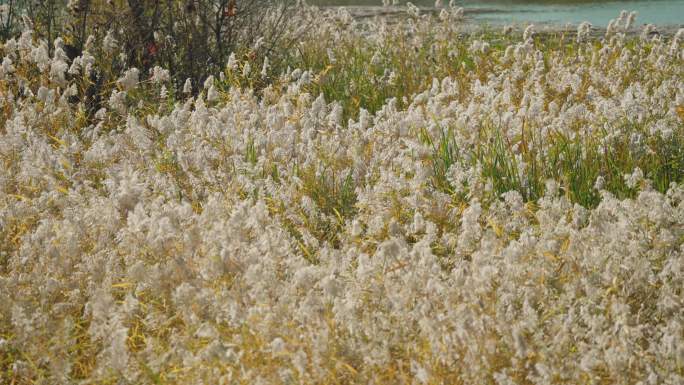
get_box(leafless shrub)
[1,0,301,90]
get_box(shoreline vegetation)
[320,4,684,35]
[1,2,684,384]
[315,0,684,29]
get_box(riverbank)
[314,0,684,27]
[317,4,683,36]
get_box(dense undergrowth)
[1,3,684,384]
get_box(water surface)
[312,0,684,26]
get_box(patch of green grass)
[422,119,684,208]
[284,22,472,121]
[297,164,358,235]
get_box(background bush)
[0,0,299,90]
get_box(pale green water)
[312,0,684,26]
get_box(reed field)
[1,2,684,384]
